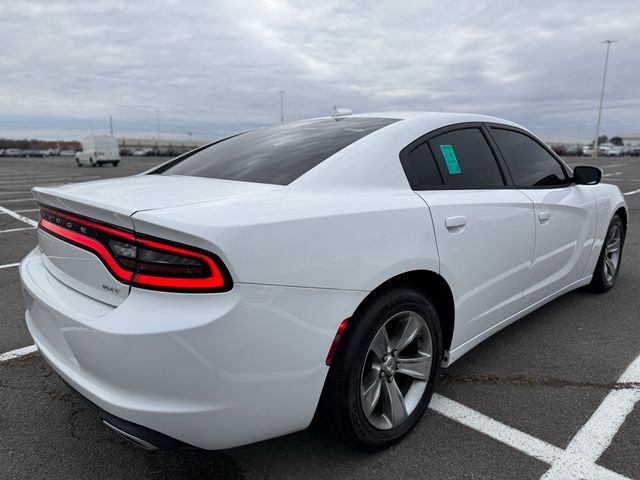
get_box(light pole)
[155,109,161,155]
[593,40,617,158]
[278,90,285,124]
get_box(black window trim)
[484,123,573,190]
[399,122,514,191]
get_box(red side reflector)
[325,318,350,366]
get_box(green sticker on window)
[439,144,461,175]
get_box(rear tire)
[589,215,624,293]
[112,161,119,167]
[321,285,442,450]
[76,159,81,167]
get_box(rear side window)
[152,117,399,185]
[428,128,505,188]
[400,143,443,188]
[491,128,569,187]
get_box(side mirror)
[573,166,601,185]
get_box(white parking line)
[1,208,39,214]
[0,176,101,185]
[0,198,35,204]
[602,172,621,177]
[0,205,38,227]
[0,191,30,196]
[0,227,37,234]
[541,354,640,479]
[0,263,20,269]
[0,345,38,362]
[623,189,640,196]
[601,163,627,169]
[0,174,82,181]
[430,394,630,479]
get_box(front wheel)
[589,215,625,293]
[321,285,442,450]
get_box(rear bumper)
[60,377,191,450]
[20,247,366,449]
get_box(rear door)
[403,125,535,348]
[488,126,597,308]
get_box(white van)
[76,136,120,167]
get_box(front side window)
[151,117,399,185]
[491,128,569,187]
[428,128,505,188]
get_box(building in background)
[118,137,206,156]
[618,133,640,147]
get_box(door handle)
[445,215,467,229]
[538,211,551,223]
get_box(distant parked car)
[564,145,583,156]
[132,149,146,156]
[604,147,623,157]
[60,150,77,156]
[630,147,640,157]
[76,135,120,167]
[23,150,47,158]
[551,145,566,156]
[5,148,24,157]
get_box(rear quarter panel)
[131,189,439,292]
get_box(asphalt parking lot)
[1,155,639,480]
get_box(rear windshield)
[151,117,398,185]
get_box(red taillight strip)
[133,273,224,289]
[136,238,225,289]
[41,207,135,241]
[39,218,134,282]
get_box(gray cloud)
[0,0,638,141]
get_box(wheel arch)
[615,205,628,237]
[349,270,455,358]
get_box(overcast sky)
[1,0,638,142]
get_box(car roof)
[291,111,526,191]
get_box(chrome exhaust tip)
[102,420,159,451]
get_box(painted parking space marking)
[602,172,621,177]
[0,227,36,234]
[600,163,627,169]
[0,208,39,214]
[0,206,38,227]
[0,263,20,269]
[0,173,83,181]
[541,354,640,479]
[430,395,631,479]
[0,176,101,186]
[0,345,38,362]
[0,191,31,196]
[0,198,36,204]
[428,354,640,480]
[623,189,640,196]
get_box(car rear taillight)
[38,205,231,293]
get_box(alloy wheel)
[604,224,622,283]
[360,311,433,430]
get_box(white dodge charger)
[20,112,627,450]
